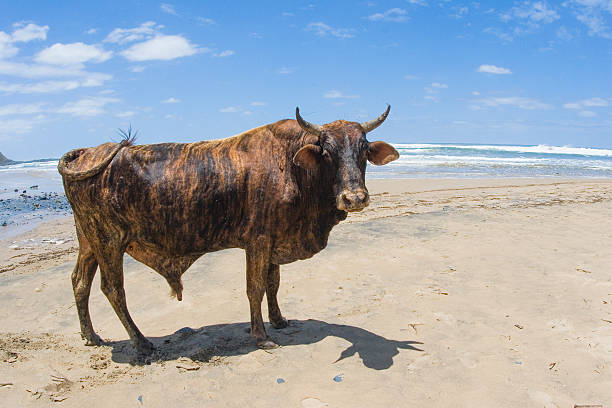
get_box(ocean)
[2,144,612,196]
[1,143,611,235]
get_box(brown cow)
[58,106,398,357]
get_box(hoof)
[257,339,279,349]
[271,317,289,329]
[136,340,156,358]
[83,333,103,346]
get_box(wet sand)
[1,178,611,407]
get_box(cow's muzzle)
[337,189,370,212]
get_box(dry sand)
[1,178,611,407]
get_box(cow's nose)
[337,189,370,212]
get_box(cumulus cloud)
[10,22,49,42]
[219,106,238,113]
[367,8,408,22]
[120,35,200,61]
[0,22,48,59]
[116,111,136,118]
[276,67,292,74]
[0,76,110,94]
[56,96,119,117]
[477,64,512,74]
[161,97,180,103]
[431,82,448,88]
[579,110,597,117]
[35,42,112,66]
[306,22,355,38]
[323,90,359,99]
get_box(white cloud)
[219,106,238,113]
[276,67,292,74]
[473,96,553,110]
[35,42,112,66]
[472,91,481,95]
[477,64,512,74]
[10,22,49,42]
[161,3,177,15]
[213,50,234,58]
[85,28,97,35]
[567,0,612,38]
[407,0,427,5]
[306,22,355,38]
[57,96,119,117]
[431,82,448,88]
[120,35,200,61]
[404,74,419,80]
[0,103,45,116]
[323,90,359,99]
[250,101,267,106]
[197,17,216,25]
[563,97,609,109]
[502,1,560,24]
[0,118,35,135]
[116,111,136,118]
[367,8,408,22]
[0,76,110,94]
[130,65,146,72]
[0,22,49,59]
[0,32,18,59]
[161,97,180,103]
[104,21,161,44]
[579,110,597,117]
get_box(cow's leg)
[98,250,154,357]
[266,263,288,329]
[71,245,101,346]
[246,243,278,349]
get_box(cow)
[57,106,399,357]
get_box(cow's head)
[293,105,399,212]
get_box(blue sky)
[1,1,612,160]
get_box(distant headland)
[0,152,15,166]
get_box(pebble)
[276,378,285,384]
[333,374,343,382]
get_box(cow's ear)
[367,141,399,165]
[293,144,321,170]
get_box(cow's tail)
[58,129,136,181]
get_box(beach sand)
[1,178,611,407]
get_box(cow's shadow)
[107,319,423,370]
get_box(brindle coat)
[58,107,399,356]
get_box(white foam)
[392,144,612,157]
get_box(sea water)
[2,143,612,195]
[367,144,612,179]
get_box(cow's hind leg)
[71,245,101,346]
[246,243,278,349]
[98,249,154,358]
[266,264,288,329]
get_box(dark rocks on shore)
[0,190,72,228]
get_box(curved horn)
[295,107,323,137]
[361,104,391,133]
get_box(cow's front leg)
[245,241,278,349]
[266,263,288,329]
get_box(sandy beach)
[1,178,611,407]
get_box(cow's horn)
[361,104,391,133]
[296,107,323,136]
